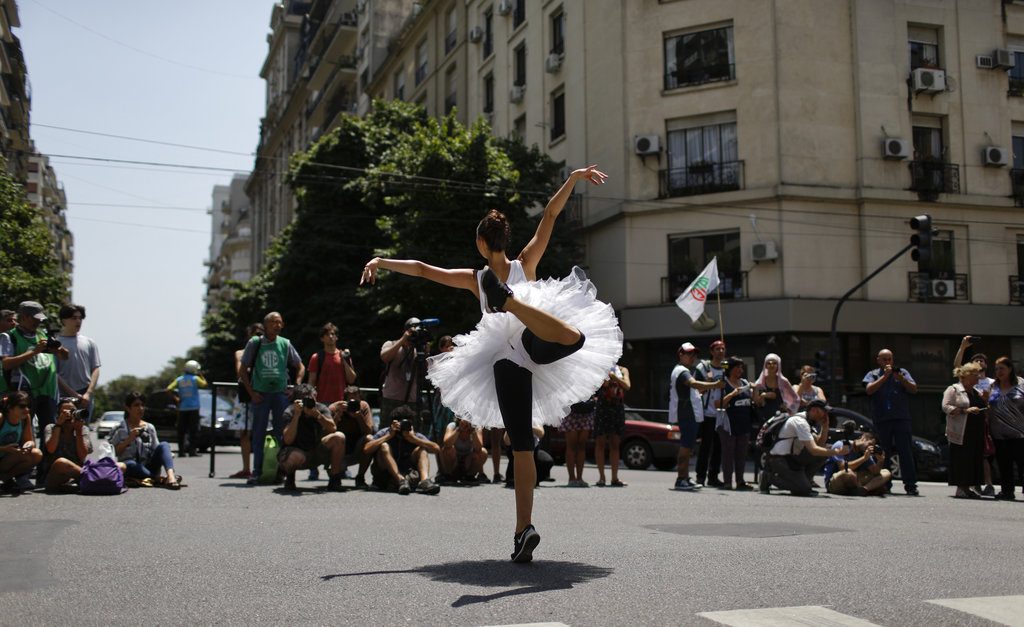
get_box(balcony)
[664,63,735,91]
[1010,276,1024,304]
[661,271,747,304]
[1010,77,1024,97]
[908,161,959,201]
[1011,169,1024,207]
[658,161,743,198]
[907,272,968,302]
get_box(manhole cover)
[644,522,849,538]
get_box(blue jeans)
[875,421,917,490]
[124,442,175,479]
[251,392,289,478]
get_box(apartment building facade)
[205,174,253,314]
[26,148,72,286]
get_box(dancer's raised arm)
[360,257,478,294]
[518,165,607,279]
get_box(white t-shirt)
[770,413,814,455]
[668,364,703,425]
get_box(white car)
[95,411,125,439]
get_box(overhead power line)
[34,123,255,157]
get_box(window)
[908,25,940,70]
[1017,235,1024,278]
[483,9,494,58]
[912,123,943,161]
[445,65,457,114]
[550,88,565,141]
[513,0,526,28]
[483,72,494,113]
[514,43,527,86]
[663,116,740,197]
[394,69,405,101]
[415,39,428,85]
[445,7,457,55]
[910,119,958,196]
[931,230,955,278]
[1013,132,1024,169]
[667,231,743,301]
[664,25,734,90]
[359,68,369,92]
[1011,52,1024,95]
[550,9,565,55]
[513,114,526,141]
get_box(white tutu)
[427,267,623,428]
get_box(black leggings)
[494,329,585,451]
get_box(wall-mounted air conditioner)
[983,145,1010,167]
[751,240,779,262]
[911,68,946,93]
[994,49,1016,70]
[634,134,660,155]
[882,138,911,160]
[930,279,955,299]
[468,27,483,43]
[497,0,513,16]
[545,53,563,73]
[510,85,525,103]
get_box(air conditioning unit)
[994,49,1017,70]
[545,53,563,73]
[468,26,483,43]
[882,138,911,160]
[983,145,1010,167]
[930,279,956,299]
[976,54,995,69]
[497,0,513,16]
[911,68,946,93]
[356,0,367,14]
[634,134,660,155]
[751,240,779,262]
[510,85,525,103]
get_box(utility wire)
[68,216,208,234]
[34,123,256,157]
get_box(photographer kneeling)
[823,421,891,496]
[761,399,848,496]
[44,398,126,491]
[363,405,440,495]
[327,386,374,489]
[110,392,180,489]
[439,417,488,485]
[278,384,346,492]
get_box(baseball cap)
[17,301,46,321]
[807,398,832,413]
[710,339,726,350]
[678,342,698,353]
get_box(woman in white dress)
[360,166,622,563]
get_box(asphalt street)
[1,443,1022,626]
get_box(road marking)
[482,623,570,627]
[926,595,1024,626]
[698,605,881,626]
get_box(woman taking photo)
[360,166,622,562]
[794,364,827,409]
[716,357,759,490]
[942,362,987,499]
[110,392,181,489]
[987,356,1024,500]
[0,391,43,492]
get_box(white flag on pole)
[675,257,720,323]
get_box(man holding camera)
[278,384,347,491]
[761,399,848,496]
[379,318,425,423]
[439,418,488,484]
[863,348,919,496]
[363,405,441,494]
[329,385,374,488]
[1,302,69,484]
[824,423,891,496]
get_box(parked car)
[195,389,241,450]
[95,411,125,439]
[826,407,946,482]
[546,410,681,471]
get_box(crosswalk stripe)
[926,595,1024,626]
[698,605,882,627]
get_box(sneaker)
[16,475,35,492]
[417,478,441,495]
[492,472,504,484]
[459,475,480,487]
[1,478,16,493]
[996,491,1016,501]
[718,482,733,491]
[906,486,921,497]
[229,470,251,479]
[981,485,995,497]
[480,267,514,312]
[326,475,344,492]
[246,476,259,486]
[511,525,541,563]
[398,476,412,495]
[673,477,697,491]
[476,472,490,483]
[706,477,725,488]
[735,482,754,491]
[407,470,420,489]
[354,476,368,490]
[308,468,320,481]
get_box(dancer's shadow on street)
[321,559,613,607]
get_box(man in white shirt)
[761,399,848,496]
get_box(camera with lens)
[72,408,89,421]
[43,334,62,351]
[399,418,413,432]
[137,428,150,443]
[346,398,360,414]
[301,397,317,409]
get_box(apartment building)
[0,0,29,182]
[205,174,253,314]
[26,148,72,287]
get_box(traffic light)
[910,214,932,275]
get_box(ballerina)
[361,165,622,563]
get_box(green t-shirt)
[249,336,291,394]
[6,329,57,397]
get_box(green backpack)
[259,434,280,484]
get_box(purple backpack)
[79,457,125,495]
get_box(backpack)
[755,411,793,454]
[79,457,126,495]
[259,434,281,484]
[237,337,266,403]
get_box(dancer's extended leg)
[481,267,580,345]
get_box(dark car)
[827,407,946,482]
[546,410,681,471]
[144,388,241,450]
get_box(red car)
[545,411,681,471]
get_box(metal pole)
[209,383,217,478]
[829,242,914,402]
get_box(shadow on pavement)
[321,559,613,607]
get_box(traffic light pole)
[828,242,914,402]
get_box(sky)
[18,0,276,382]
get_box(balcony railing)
[1009,77,1024,97]
[1011,169,1024,207]
[908,161,959,201]
[907,272,968,302]
[445,31,457,55]
[1010,276,1024,304]
[661,271,748,304]
[664,63,735,90]
[659,161,744,198]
